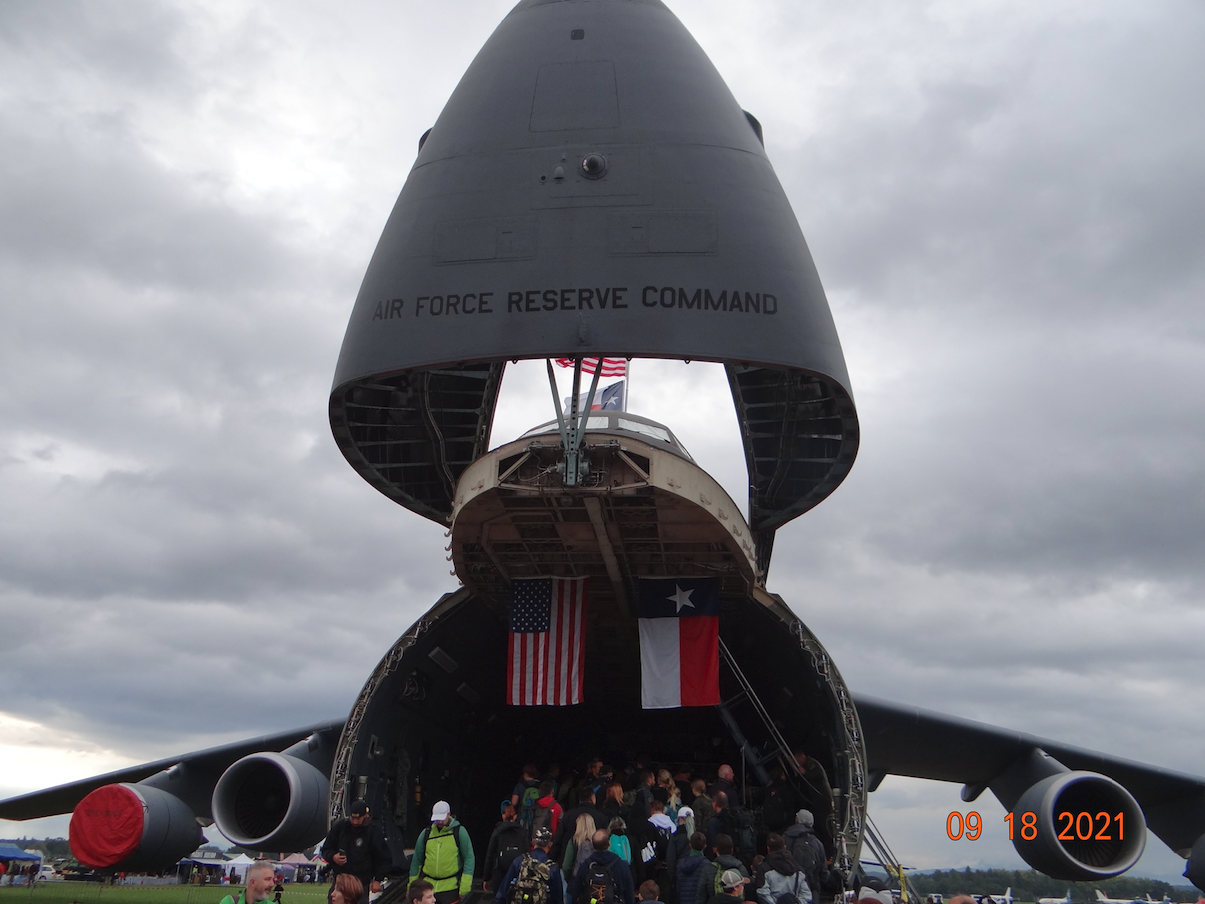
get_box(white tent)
[225,854,256,882]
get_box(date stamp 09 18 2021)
[945,811,1127,842]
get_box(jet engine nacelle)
[1010,771,1146,879]
[1182,834,1205,891]
[211,751,329,851]
[69,782,202,871]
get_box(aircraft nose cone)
[333,0,851,383]
[329,0,861,549]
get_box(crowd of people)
[399,756,835,904]
[302,754,850,904]
[482,757,840,904]
[0,860,39,886]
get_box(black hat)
[349,799,369,817]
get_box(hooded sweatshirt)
[698,855,749,903]
[536,794,564,836]
[569,849,635,904]
[676,850,707,904]
[781,824,827,895]
[754,851,810,904]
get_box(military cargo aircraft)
[3,0,1205,892]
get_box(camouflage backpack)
[508,854,551,904]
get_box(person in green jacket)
[220,862,276,904]
[411,800,476,904]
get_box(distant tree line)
[904,868,1199,904]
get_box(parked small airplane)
[1038,891,1072,904]
[974,888,1013,904]
[1093,892,1173,904]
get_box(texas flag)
[638,577,720,709]
[563,380,625,415]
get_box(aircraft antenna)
[544,357,602,487]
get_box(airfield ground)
[0,886,330,904]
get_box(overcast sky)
[2,0,1203,886]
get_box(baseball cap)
[721,870,749,891]
[349,799,369,817]
[431,800,451,822]
[677,807,694,820]
[501,799,513,814]
[795,809,814,827]
[858,889,893,904]
[533,827,553,845]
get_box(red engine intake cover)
[69,784,144,868]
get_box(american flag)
[508,576,587,706]
[554,357,628,378]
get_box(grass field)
[0,885,330,904]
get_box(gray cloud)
[1,0,1203,883]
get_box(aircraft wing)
[854,694,1205,855]
[0,719,345,821]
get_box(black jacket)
[781,825,827,898]
[321,817,392,884]
[568,849,635,904]
[664,825,691,890]
[485,820,530,890]
[676,851,707,904]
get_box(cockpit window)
[520,416,611,438]
[515,414,691,461]
[617,418,671,443]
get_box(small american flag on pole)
[554,357,627,378]
[508,577,588,705]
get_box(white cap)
[431,800,451,822]
[721,870,749,891]
[678,807,695,819]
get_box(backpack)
[496,823,528,878]
[640,823,672,874]
[574,838,596,876]
[519,784,542,832]
[762,785,793,831]
[776,871,809,904]
[509,854,551,904]
[788,833,826,894]
[788,836,819,876]
[711,860,749,896]
[579,858,618,904]
[728,808,757,865]
[530,802,554,840]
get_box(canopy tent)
[0,844,40,862]
[224,854,255,881]
[279,853,310,864]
